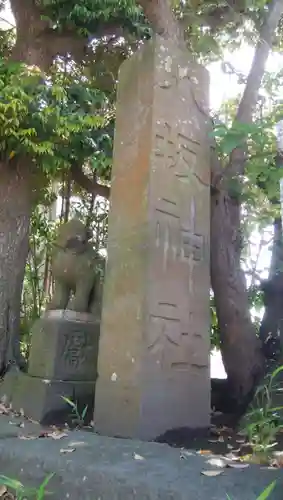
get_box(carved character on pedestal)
[47,219,104,315]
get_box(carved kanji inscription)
[95,38,210,438]
[148,304,208,371]
[62,331,93,369]
[154,198,206,264]
[147,302,181,369]
[154,122,208,187]
[181,229,205,262]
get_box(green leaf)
[62,396,76,409]
[81,404,89,420]
[257,481,277,500]
[0,475,24,491]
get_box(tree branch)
[237,0,283,125]
[70,163,110,200]
[225,0,283,179]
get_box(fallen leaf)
[48,431,68,440]
[201,470,224,477]
[206,458,226,468]
[180,450,194,459]
[270,453,283,468]
[197,450,212,455]
[225,453,240,461]
[0,404,8,415]
[38,431,49,438]
[27,417,38,424]
[227,462,250,469]
[212,411,223,417]
[60,448,75,454]
[68,441,87,448]
[133,453,145,460]
[18,435,37,440]
[0,485,7,496]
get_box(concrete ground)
[0,413,282,500]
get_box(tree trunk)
[210,186,264,417]
[259,214,283,366]
[0,160,32,374]
[258,154,283,363]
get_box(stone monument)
[1,219,103,425]
[94,36,211,440]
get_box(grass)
[226,481,276,499]
[0,475,277,499]
[241,365,283,460]
[0,473,54,499]
[61,395,88,427]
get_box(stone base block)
[0,370,95,426]
[28,310,100,382]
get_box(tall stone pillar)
[94,36,211,440]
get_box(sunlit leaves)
[38,0,148,38]
[0,58,105,174]
[211,121,272,156]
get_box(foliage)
[256,482,277,500]
[39,0,151,39]
[241,366,283,456]
[21,206,57,356]
[210,293,221,349]
[0,58,106,176]
[15,0,283,353]
[1,0,283,395]
[0,473,54,500]
[227,481,276,500]
[61,395,89,427]
[171,0,276,61]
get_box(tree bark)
[258,158,283,364]
[70,163,110,200]
[0,160,32,373]
[210,0,283,415]
[210,187,264,415]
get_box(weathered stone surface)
[0,370,94,425]
[0,311,100,425]
[47,218,104,315]
[28,311,100,381]
[0,414,282,500]
[95,36,211,439]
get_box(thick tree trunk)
[258,155,283,363]
[0,160,32,374]
[259,215,283,364]
[211,187,264,417]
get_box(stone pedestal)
[1,310,100,426]
[94,37,211,440]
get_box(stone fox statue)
[47,219,104,316]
